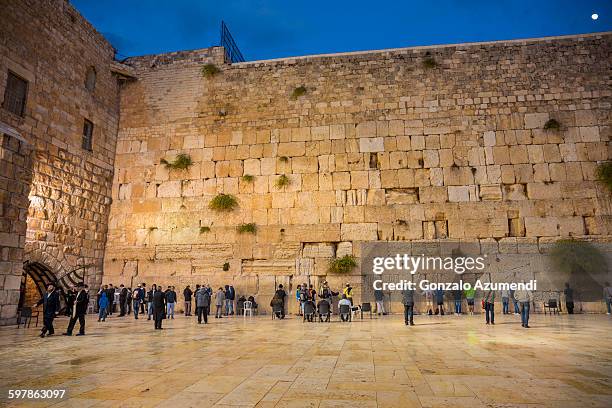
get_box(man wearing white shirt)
[515,288,533,328]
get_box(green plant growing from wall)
[199,226,211,233]
[543,118,561,130]
[160,153,193,170]
[291,85,307,99]
[595,161,612,193]
[241,174,255,183]
[274,174,291,189]
[222,262,230,271]
[328,255,357,274]
[201,63,220,78]
[422,57,438,69]
[208,194,238,212]
[148,227,157,232]
[237,223,257,234]
[279,156,289,163]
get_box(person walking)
[119,284,128,316]
[402,286,415,326]
[183,285,193,316]
[603,282,612,315]
[98,291,109,322]
[501,289,510,315]
[64,283,89,336]
[215,287,225,318]
[515,288,533,328]
[165,286,176,319]
[152,284,166,329]
[64,286,76,317]
[195,286,210,324]
[464,286,476,315]
[106,284,115,316]
[33,283,60,338]
[139,283,146,314]
[484,289,496,325]
[374,288,385,315]
[564,283,575,314]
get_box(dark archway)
[19,261,58,310]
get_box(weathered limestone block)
[359,137,385,152]
[341,223,378,241]
[526,182,561,200]
[479,184,502,201]
[303,243,335,258]
[336,242,353,257]
[419,186,447,203]
[524,113,549,129]
[386,188,419,204]
[448,186,470,202]
[525,217,559,237]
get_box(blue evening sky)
[72,0,611,61]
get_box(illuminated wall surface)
[1,0,611,322]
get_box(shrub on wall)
[208,194,238,212]
[222,262,230,271]
[201,63,220,78]
[595,162,612,193]
[422,57,437,69]
[199,226,211,233]
[237,223,257,234]
[291,86,307,99]
[160,153,193,170]
[543,118,561,130]
[274,174,291,189]
[328,255,357,274]
[279,156,289,163]
[241,174,255,183]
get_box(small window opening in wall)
[82,119,93,151]
[85,66,96,91]
[3,71,28,117]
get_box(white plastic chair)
[243,300,253,317]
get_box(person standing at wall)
[464,287,475,315]
[274,284,287,319]
[402,286,415,326]
[153,285,166,329]
[132,285,142,319]
[165,286,176,319]
[603,282,612,315]
[423,288,434,315]
[515,287,533,328]
[119,284,128,317]
[215,287,225,318]
[484,289,496,325]
[147,284,156,320]
[195,286,210,324]
[139,283,146,314]
[64,283,89,336]
[434,288,445,316]
[183,285,193,316]
[501,289,510,315]
[453,289,462,315]
[564,283,575,314]
[509,289,520,315]
[33,283,60,338]
[106,284,115,316]
[374,288,385,315]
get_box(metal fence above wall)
[220,21,245,63]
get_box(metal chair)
[543,299,559,315]
[272,303,283,319]
[339,304,351,322]
[303,301,316,322]
[17,307,39,328]
[317,301,331,322]
[243,300,253,317]
[361,302,373,319]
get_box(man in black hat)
[64,283,89,336]
[152,284,166,329]
[33,283,61,338]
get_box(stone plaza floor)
[0,311,610,407]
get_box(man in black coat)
[152,284,166,329]
[119,284,128,316]
[34,283,61,338]
[106,284,115,315]
[64,283,89,336]
[183,285,193,316]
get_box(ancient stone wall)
[105,33,611,313]
[0,0,121,320]
[0,131,32,324]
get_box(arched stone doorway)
[18,261,87,311]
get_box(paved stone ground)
[0,312,610,407]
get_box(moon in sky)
[591,13,598,20]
